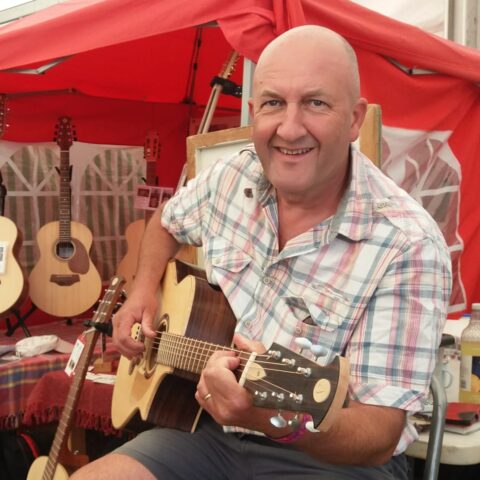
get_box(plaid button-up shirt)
[162,144,452,454]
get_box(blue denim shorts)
[114,414,408,480]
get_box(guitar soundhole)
[144,314,168,378]
[55,240,75,260]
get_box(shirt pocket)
[206,236,253,276]
[282,281,352,333]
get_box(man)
[72,25,451,479]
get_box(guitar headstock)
[54,116,76,150]
[144,130,161,163]
[219,50,239,80]
[144,130,161,186]
[92,275,126,325]
[241,343,349,431]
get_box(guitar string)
[144,333,313,398]
[152,334,313,371]
[154,342,298,398]
[151,333,306,375]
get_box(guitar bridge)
[50,274,80,286]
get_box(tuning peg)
[305,418,320,433]
[270,412,287,429]
[267,348,282,360]
[295,337,312,351]
[287,415,301,429]
[295,337,328,360]
[310,345,328,359]
[271,392,285,402]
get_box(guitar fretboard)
[157,333,234,376]
[58,149,72,243]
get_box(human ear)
[248,97,255,118]
[349,97,368,142]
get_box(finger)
[233,333,266,354]
[141,309,157,338]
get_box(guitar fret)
[157,333,232,376]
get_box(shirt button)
[262,276,272,285]
[212,258,220,265]
[295,326,302,335]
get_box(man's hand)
[112,289,158,358]
[194,334,266,428]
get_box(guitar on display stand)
[116,130,161,293]
[28,116,102,318]
[0,171,28,321]
[27,275,126,480]
[0,94,31,335]
[112,259,349,434]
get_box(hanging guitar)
[0,94,28,318]
[112,259,349,433]
[0,171,28,317]
[116,130,161,293]
[27,275,125,480]
[28,117,102,317]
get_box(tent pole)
[240,58,255,126]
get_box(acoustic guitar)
[111,259,349,433]
[27,275,125,480]
[29,117,102,317]
[116,130,161,293]
[0,171,28,317]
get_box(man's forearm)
[131,205,181,295]
[244,400,404,466]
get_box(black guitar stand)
[4,304,35,337]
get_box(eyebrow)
[258,87,328,97]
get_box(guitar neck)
[145,159,157,224]
[58,149,72,242]
[157,332,232,377]
[43,328,99,479]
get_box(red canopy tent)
[0,0,479,314]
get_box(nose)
[275,103,307,142]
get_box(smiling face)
[249,27,367,206]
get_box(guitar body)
[116,219,145,293]
[112,260,237,431]
[117,130,161,293]
[27,457,69,480]
[112,260,349,434]
[0,216,28,316]
[29,221,102,317]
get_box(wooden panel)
[359,103,382,167]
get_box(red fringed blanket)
[22,370,120,436]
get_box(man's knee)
[70,453,155,480]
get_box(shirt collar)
[250,144,375,242]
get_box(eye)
[262,99,282,108]
[309,99,326,107]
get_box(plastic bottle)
[459,303,480,403]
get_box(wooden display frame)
[177,126,253,265]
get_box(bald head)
[255,26,361,103]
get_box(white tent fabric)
[352,0,446,38]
